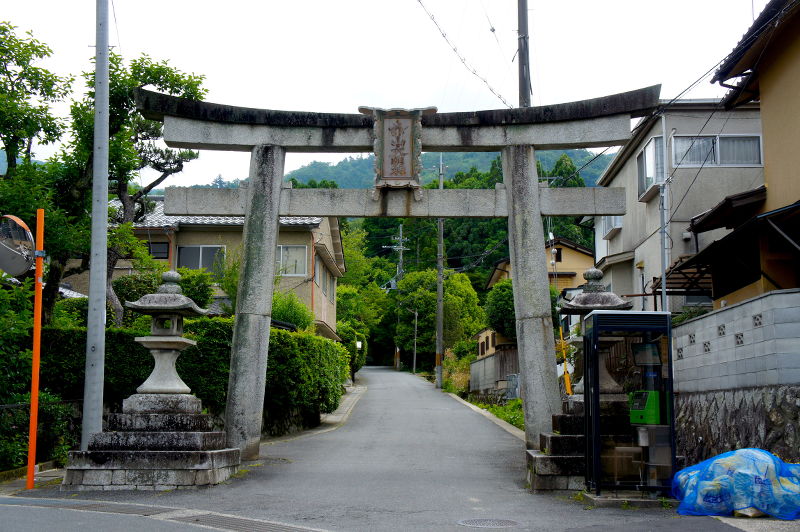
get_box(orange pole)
[26,209,44,489]
[560,326,573,396]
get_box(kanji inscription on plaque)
[359,106,436,199]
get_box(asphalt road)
[10,366,750,531]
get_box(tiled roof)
[110,198,322,229]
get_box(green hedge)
[35,317,349,435]
[0,391,76,470]
[336,320,367,381]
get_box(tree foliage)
[485,278,516,339]
[70,53,206,324]
[393,270,484,368]
[0,22,72,174]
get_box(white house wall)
[597,105,763,311]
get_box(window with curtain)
[673,135,761,166]
[276,245,307,276]
[719,136,761,164]
[177,245,224,270]
[637,136,664,197]
[674,136,716,166]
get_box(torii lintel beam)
[163,186,625,218]
[135,85,660,152]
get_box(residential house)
[64,196,345,339]
[683,0,800,307]
[670,0,800,464]
[471,238,592,395]
[593,99,764,311]
[486,237,595,293]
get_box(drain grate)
[75,502,172,516]
[170,513,323,532]
[457,518,520,529]
[4,500,170,517]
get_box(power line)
[110,0,123,55]
[415,0,513,109]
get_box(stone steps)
[526,450,584,476]
[107,413,215,432]
[551,413,631,436]
[63,465,236,490]
[89,431,226,451]
[63,393,240,491]
[67,449,240,470]
[540,432,583,456]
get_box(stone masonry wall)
[676,385,800,465]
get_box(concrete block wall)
[673,289,800,392]
[470,354,497,392]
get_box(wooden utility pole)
[518,0,532,107]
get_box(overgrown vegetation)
[474,398,525,430]
[672,305,710,326]
[442,341,475,396]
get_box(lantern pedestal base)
[62,393,240,491]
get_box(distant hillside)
[0,150,45,175]
[284,149,614,188]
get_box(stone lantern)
[559,268,633,398]
[126,270,207,394]
[62,271,240,491]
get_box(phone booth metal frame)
[583,310,677,495]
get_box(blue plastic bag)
[673,448,800,520]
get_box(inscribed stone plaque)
[359,106,436,199]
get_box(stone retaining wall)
[676,385,800,464]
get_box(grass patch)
[570,491,586,503]
[471,398,524,430]
[230,467,250,479]
[620,500,637,510]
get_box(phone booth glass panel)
[583,310,676,495]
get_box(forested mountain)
[284,149,614,188]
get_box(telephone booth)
[583,310,676,495]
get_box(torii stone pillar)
[503,145,561,447]
[225,145,284,458]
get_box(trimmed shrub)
[336,320,367,381]
[272,290,314,330]
[176,267,214,309]
[35,317,349,437]
[0,391,76,470]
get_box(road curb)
[446,393,525,441]
[260,384,367,448]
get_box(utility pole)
[658,116,670,312]
[412,308,418,375]
[383,223,409,281]
[517,0,532,107]
[82,0,109,450]
[435,154,445,389]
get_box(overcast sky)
[6,0,768,186]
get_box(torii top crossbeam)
[135,85,659,152]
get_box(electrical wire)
[415,0,513,109]
[110,0,123,55]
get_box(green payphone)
[629,342,664,425]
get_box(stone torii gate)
[135,86,659,460]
